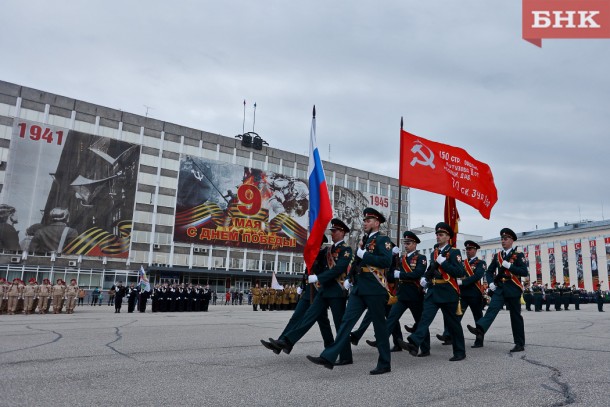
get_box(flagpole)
[310,105,316,303]
[396,117,404,247]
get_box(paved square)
[1,303,609,406]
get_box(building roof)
[478,219,610,245]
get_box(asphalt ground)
[1,302,609,407]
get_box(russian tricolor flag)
[304,106,333,274]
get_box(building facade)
[0,80,408,294]
[477,220,610,292]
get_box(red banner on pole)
[444,196,460,247]
[399,130,498,219]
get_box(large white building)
[477,220,610,292]
[0,80,409,294]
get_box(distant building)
[0,80,409,294]
[478,220,610,292]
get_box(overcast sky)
[2,0,610,240]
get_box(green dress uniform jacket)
[319,232,393,370]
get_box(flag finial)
[400,116,403,130]
[312,105,316,119]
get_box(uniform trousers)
[476,291,524,347]
[279,296,334,347]
[284,295,350,361]
[408,298,465,358]
[320,292,390,370]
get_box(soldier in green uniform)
[523,281,533,311]
[467,228,529,353]
[532,281,543,312]
[266,219,353,364]
[366,230,431,356]
[438,240,487,348]
[397,222,466,361]
[261,237,334,353]
[307,208,393,375]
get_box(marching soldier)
[261,235,334,354]
[65,279,79,314]
[265,219,353,365]
[52,278,65,314]
[307,208,393,375]
[23,278,39,315]
[438,240,487,348]
[532,281,543,312]
[468,228,529,353]
[366,230,430,356]
[7,278,22,315]
[523,281,533,311]
[397,222,466,361]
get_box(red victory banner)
[523,0,610,47]
[399,130,498,219]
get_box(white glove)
[392,246,401,255]
[343,280,352,290]
[394,270,401,279]
[296,287,303,295]
[489,283,497,291]
[308,275,318,284]
[437,255,446,265]
[356,248,365,258]
[420,277,428,288]
[457,279,463,286]
[502,260,511,269]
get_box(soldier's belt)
[432,279,449,284]
[399,280,418,285]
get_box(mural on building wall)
[547,244,556,286]
[332,186,392,248]
[574,240,584,288]
[561,241,570,285]
[589,238,599,289]
[0,119,140,258]
[522,246,531,282]
[605,236,610,290]
[174,156,308,251]
[535,245,542,284]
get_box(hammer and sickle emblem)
[410,141,435,169]
[191,169,204,181]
